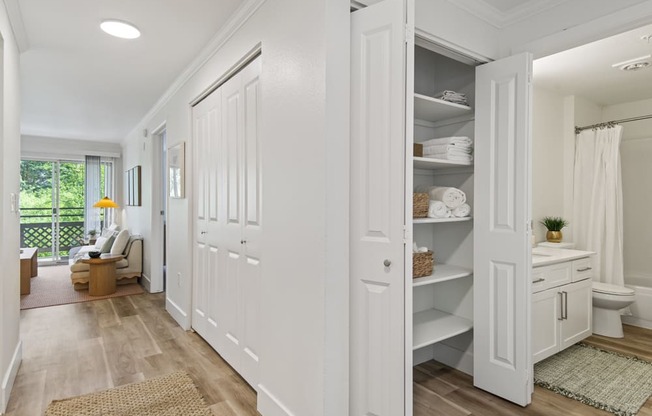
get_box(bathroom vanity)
[532,247,595,363]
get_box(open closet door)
[473,52,533,406]
[350,0,406,415]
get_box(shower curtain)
[572,125,624,286]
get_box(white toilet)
[592,282,635,338]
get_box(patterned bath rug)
[45,371,211,416]
[535,343,652,416]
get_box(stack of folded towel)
[418,136,473,163]
[435,90,468,106]
[412,242,429,253]
[415,185,472,219]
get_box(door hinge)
[405,24,413,44]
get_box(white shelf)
[413,217,472,224]
[413,308,473,350]
[413,157,472,170]
[412,264,472,287]
[414,93,472,123]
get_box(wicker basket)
[413,250,434,278]
[413,193,429,218]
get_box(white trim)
[124,0,267,142]
[1,341,22,414]
[166,296,190,330]
[452,0,570,29]
[3,0,29,52]
[257,384,295,416]
[141,273,152,292]
[622,316,652,330]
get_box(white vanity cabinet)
[532,256,593,364]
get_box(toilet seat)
[592,282,635,296]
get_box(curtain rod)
[575,114,652,134]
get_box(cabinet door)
[474,52,533,406]
[350,0,406,415]
[532,288,561,364]
[560,279,592,350]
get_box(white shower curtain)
[572,125,624,286]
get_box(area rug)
[535,343,652,416]
[20,264,144,310]
[45,371,211,416]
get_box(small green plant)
[540,216,568,231]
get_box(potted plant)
[540,216,568,243]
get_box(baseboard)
[432,342,473,376]
[165,297,190,330]
[257,384,295,416]
[413,345,435,366]
[622,315,652,330]
[141,273,151,292]
[1,341,22,414]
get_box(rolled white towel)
[428,200,451,219]
[416,186,466,209]
[452,203,471,218]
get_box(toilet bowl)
[592,282,635,338]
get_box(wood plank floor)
[7,292,652,416]
[414,324,652,416]
[5,292,259,416]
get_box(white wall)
[531,87,565,242]
[0,0,22,412]
[603,99,652,281]
[21,135,122,159]
[121,0,349,415]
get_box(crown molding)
[449,0,570,29]
[125,0,267,143]
[3,0,29,52]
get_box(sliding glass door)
[20,159,111,263]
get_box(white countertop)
[532,247,595,267]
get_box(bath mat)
[535,343,652,416]
[45,371,211,416]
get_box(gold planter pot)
[546,230,563,243]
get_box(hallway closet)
[350,1,532,414]
[191,55,262,388]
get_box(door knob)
[241,240,247,244]
[200,231,207,235]
[384,259,391,267]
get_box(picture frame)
[125,165,142,206]
[168,142,185,199]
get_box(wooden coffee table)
[19,248,38,295]
[80,254,124,296]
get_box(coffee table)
[20,248,38,295]
[80,254,124,296]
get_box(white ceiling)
[11,0,243,143]
[452,0,570,28]
[534,23,652,106]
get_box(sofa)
[69,235,143,290]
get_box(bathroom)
[532,23,652,337]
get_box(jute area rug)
[45,371,211,416]
[20,264,144,310]
[535,343,652,416]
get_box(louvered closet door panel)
[238,56,262,387]
[350,1,406,415]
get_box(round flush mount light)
[620,62,650,71]
[100,20,141,39]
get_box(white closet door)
[350,0,406,415]
[474,52,533,406]
[237,56,262,387]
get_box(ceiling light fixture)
[611,55,651,68]
[620,62,650,71]
[100,19,141,39]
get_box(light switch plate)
[10,193,16,212]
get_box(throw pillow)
[94,236,107,249]
[111,229,130,255]
[100,235,115,253]
[101,223,120,238]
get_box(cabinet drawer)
[572,257,593,282]
[532,262,572,293]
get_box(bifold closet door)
[191,55,262,388]
[350,0,406,415]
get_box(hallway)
[5,293,258,415]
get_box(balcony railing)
[20,207,101,259]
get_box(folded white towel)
[412,242,429,253]
[428,200,451,218]
[415,186,467,209]
[452,203,471,218]
[420,136,473,147]
[424,152,473,162]
[422,144,473,154]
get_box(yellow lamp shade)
[93,196,119,208]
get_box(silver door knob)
[384,259,391,267]
[241,240,247,244]
[200,231,207,235]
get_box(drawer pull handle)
[558,292,564,321]
[577,267,592,272]
[533,278,545,284]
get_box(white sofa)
[69,235,143,290]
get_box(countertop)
[532,247,595,267]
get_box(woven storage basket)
[413,193,429,218]
[413,250,434,278]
